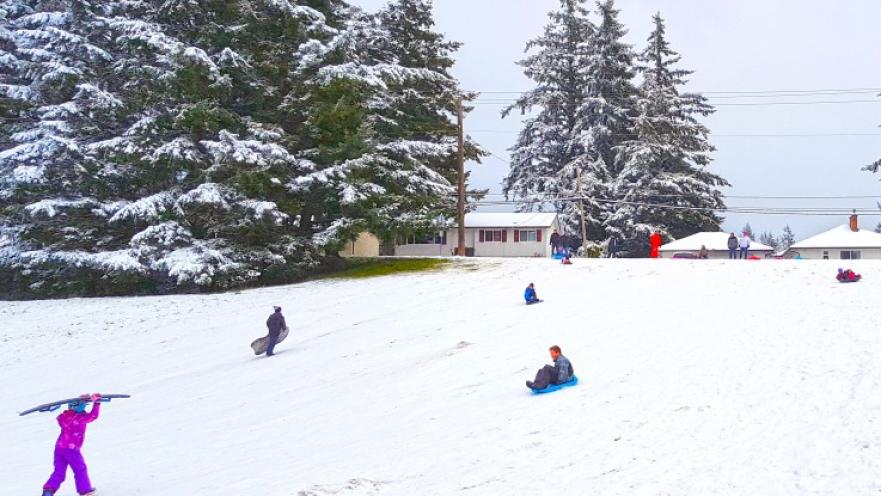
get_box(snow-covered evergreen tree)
[566,0,639,241]
[604,13,727,250]
[759,232,778,250]
[502,0,594,230]
[779,224,795,251]
[291,0,483,244]
[0,0,141,291]
[1,0,478,297]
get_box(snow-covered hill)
[4,259,881,495]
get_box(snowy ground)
[4,258,881,495]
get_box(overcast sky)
[352,0,881,239]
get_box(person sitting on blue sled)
[524,283,540,304]
[526,345,574,390]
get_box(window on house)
[403,232,447,245]
[823,251,829,260]
[518,230,537,242]
[479,230,506,242]
[841,250,861,260]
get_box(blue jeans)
[266,333,279,356]
[740,248,748,259]
[728,249,736,259]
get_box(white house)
[339,232,381,258]
[659,232,773,259]
[790,216,881,260]
[395,212,561,257]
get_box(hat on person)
[273,306,282,312]
[69,401,87,413]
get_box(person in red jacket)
[649,232,662,259]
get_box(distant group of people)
[727,232,753,259]
[549,230,576,257]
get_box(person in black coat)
[727,233,738,259]
[265,306,287,357]
[550,231,561,255]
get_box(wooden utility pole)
[456,98,466,256]
[575,165,588,246]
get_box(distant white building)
[790,216,881,260]
[395,212,561,258]
[659,232,774,259]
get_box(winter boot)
[526,381,536,390]
[41,491,54,496]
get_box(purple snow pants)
[44,447,93,494]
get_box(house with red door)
[395,212,561,257]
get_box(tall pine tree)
[502,0,594,227]
[566,0,639,242]
[605,13,727,252]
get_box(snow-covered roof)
[660,232,773,252]
[464,212,558,228]
[791,225,881,249]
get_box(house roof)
[464,212,558,228]
[660,232,773,252]
[791,224,881,249]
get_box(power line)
[460,196,881,217]
[466,192,881,200]
[471,99,881,107]
[472,86,881,96]
[468,129,881,138]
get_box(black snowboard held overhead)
[19,394,131,416]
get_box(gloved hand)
[90,393,102,402]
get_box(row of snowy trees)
[503,0,728,255]
[0,0,480,296]
[757,225,796,252]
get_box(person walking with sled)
[265,306,287,357]
[727,233,738,259]
[42,393,101,496]
[526,346,574,390]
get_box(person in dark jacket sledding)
[265,306,287,356]
[526,345,574,390]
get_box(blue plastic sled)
[531,376,579,395]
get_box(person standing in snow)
[727,233,738,259]
[526,345,574,390]
[739,232,752,259]
[649,232,662,259]
[265,306,287,357]
[42,393,101,496]
[550,231,561,255]
[608,237,619,258]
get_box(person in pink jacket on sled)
[42,393,102,496]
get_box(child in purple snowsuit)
[43,393,101,496]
